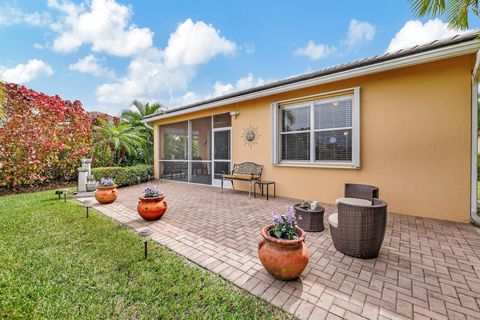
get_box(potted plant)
[95,178,118,204]
[258,206,309,280]
[137,184,167,221]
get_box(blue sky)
[0,0,478,115]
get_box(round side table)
[294,204,325,232]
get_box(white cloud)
[48,0,153,57]
[294,41,337,60]
[45,1,237,107]
[69,54,115,78]
[242,43,255,54]
[386,19,468,53]
[0,4,50,26]
[23,11,52,26]
[294,19,375,60]
[33,43,45,50]
[96,48,195,104]
[164,19,236,67]
[96,19,237,105]
[168,73,270,107]
[212,81,235,97]
[344,19,375,50]
[168,91,201,106]
[0,59,53,84]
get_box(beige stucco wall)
[153,54,475,222]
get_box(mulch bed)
[0,181,76,197]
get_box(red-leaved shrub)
[0,83,93,187]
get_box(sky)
[0,0,478,115]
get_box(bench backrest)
[232,162,263,178]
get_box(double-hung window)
[273,88,360,167]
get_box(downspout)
[471,49,480,226]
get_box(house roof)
[143,31,479,122]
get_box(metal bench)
[221,162,263,197]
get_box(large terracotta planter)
[258,225,309,281]
[137,195,167,221]
[95,185,118,204]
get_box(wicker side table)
[294,204,325,232]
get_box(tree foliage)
[120,100,165,164]
[0,85,163,188]
[0,83,92,187]
[92,118,145,166]
[409,0,479,29]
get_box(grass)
[0,190,291,319]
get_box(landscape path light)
[138,228,153,259]
[62,189,69,202]
[55,190,63,199]
[83,200,93,218]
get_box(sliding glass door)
[158,113,230,186]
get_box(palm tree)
[408,0,478,29]
[120,100,166,164]
[93,118,146,166]
[121,100,165,127]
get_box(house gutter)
[471,50,480,227]
[142,39,480,124]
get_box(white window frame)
[271,87,361,169]
[279,102,312,162]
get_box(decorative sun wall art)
[242,124,260,148]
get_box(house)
[143,32,480,223]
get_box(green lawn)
[0,190,291,319]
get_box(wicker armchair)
[345,183,379,204]
[329,198,387,259]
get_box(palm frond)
[408,0,478,30]
[409,0,446,16]
[445,0,472,29]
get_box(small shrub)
[91,164,153,187]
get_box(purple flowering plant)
[269,206,298,240]
[143,183,162,198]
[99,177,115,187]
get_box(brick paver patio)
[79,181,480,320]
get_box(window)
[314,97,352,162]
[272,88,360,167]
[280,105,310,160]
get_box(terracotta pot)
[95,185,118,204]
[258,225,309,281]
[137,195,167,221]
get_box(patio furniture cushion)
[222,174,260,181]
[328,213,338,228]
[336,197,372,206]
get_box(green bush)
[91,164,153,187]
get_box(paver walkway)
[79,181,480,320]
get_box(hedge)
[91,164,154,187]
[0,83,92,188]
